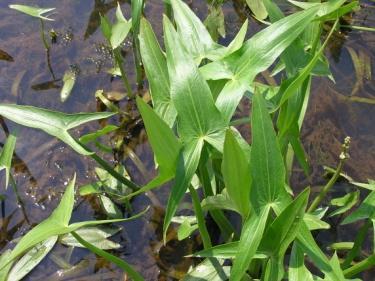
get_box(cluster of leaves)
[0,0,374,280]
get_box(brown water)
[0,0,374,280]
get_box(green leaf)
[204,5,226,42]
[192,242,267,259]
[0,176,148,271]
[131,0,144,35]
[163,140,204,241]
[277,18,339,108]
[177,219,198,240]
[170,0,246,63]
[0,250,12,281]
[0,132,16,189]
[329,191,359,217]
[260,189,310,281]
[212,5,320,122]
[60,69,76,103]
[99,195,122,219]
[250,92,289,210]
[342,190,375,225]
[297,224,345,280]
[111,4,132,49]
[259,188,309,255]
[71,231,144,281]
[79,125,118,144]
[193,242,240,259]
[304,213,330,231]
[0,104,115,155]
[60,226,121,249]
[164,15,226,151]
[184,259,230,281]
[7,236,57,281]
[230,206,270,281]
[202,190,239,214]
[100,15,112,42]
[222,130,251,218]
[245,0,268,20]
[132,97,181,196]
[9,4,55,21]
[288,242,314,281]
[139,18,176,126]
[170,0,219,63]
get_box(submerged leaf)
[0,175,148,271]
[8,236,57,281]
[0,104,115,155]
[60,226,121,249]
[139,18,176,126]
[184,259,230,281]
[60,69,77,103]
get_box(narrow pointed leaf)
[289,242,314,281]
[170,0,218,62]
[111,4,132,49]
[246,0,268,20]
[250,93,289,209]
[8,236,58,281]
[214,6,320,122]
[136,97,181,180]
[163,15,226,151]
[0,104,115,155]
[222,130,251,218]
[163,140,204,241]
[342,190,375,225]
[230,206,270,281]
[259,188,309,255]
[139,18,176,126]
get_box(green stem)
[307,160,344,213]
[189,185,212,249]
[308,135,350,212]
[198,162,235,240]
[343,254,375,278]
[77,141,139,191]
[113,48,134,98]
[40,19,56,80]
[342,219,372,269]
[39,19,49,50]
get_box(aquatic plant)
[0,0,374,280]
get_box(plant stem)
[342,219,372,269]
[39,19,49,50]
[77,141,139,191]
[198,161,235,240]
[343,254,375,278]
[40,19,56,80]
[308,161,344,213]
[308,137,351,212]
[113,48,134,98]
[189,185,212,249]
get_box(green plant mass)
[0,0,374,280]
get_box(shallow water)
[0,0,374,280]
